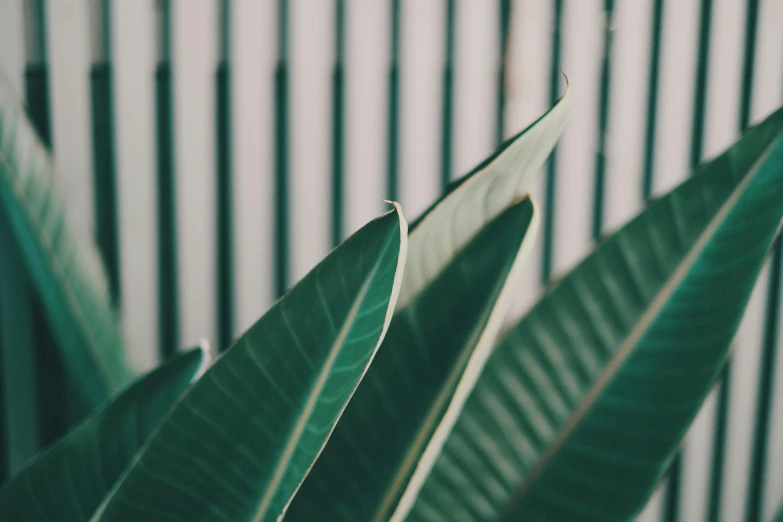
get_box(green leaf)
[775,504,783,522]
[287,198,540,522]
[0,72,134,406]
[405,107,783,522]
[0,347,204,522]
[91,204,408,522]
[399,82,570,310]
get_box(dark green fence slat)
[23,67,50,147]
[642,0,664,201]
[273,64,289,298]
[215,65,233,350]
[707,365,731,522]
[218,0,229,68]
[592,0,614,240]
[155,0,179,357]
[689,0,712,170]
[274,0,290,298]
[739,0,759,131]
[496,0,511,146]
[541,0,563,284]
[331,0,346,247]
[663,456,682,522]
[216,1,233,351]
[155,62,179,359]
[747,237,782,522]
[90,64,121,304]
[89,1,119,304]
[440,0,455,193]
[386,0,401,202]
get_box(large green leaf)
[288,198,540,521]
[0,71,133,406]
[0,347,204,521]
[91,204,408,522]
[398,82,571,310]
[405,107,783,521]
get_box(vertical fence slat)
[689,0,712,171]
[23,0,67,446]
[496,0,511,146]
[216,0,233,351]
[642,0,664,202]
[386,0,401,202]
[386,0,401,203]
[440,0,456,192]
[22,0,50,144]
[747,238,782,522]
[739,0,759,131]
[274,0,290,298]
[155,0,179,358]
[89,0,121,306]
[592,0,614,240]
[24,74,50,145]
[89,71,121,300]
[331,0,346,246]
[541,0,563,284]
[706,366,731,522]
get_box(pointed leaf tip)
[93,206,408,522]
[399,85,569,310]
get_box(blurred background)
[0,0,782,520]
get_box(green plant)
[0,76,133,409]
[1,65,782,522]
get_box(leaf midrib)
[250,278,372,521]
[499,136,780,519]
[253,225,401,522]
